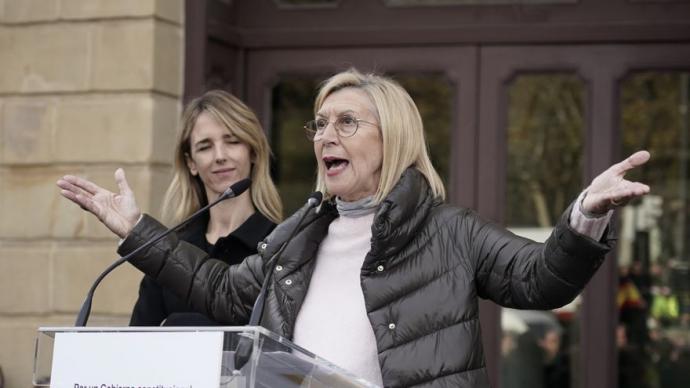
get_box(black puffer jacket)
[119,168,612,388]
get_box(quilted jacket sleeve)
[469,202,614,309]
[117,214,264,324]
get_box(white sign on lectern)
[50,331,223,388]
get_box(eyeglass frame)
[304,114,378,142]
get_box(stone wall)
[0,1,184,386]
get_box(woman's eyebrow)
[192,138,211,147]
[315,109,356,117]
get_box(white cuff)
[569,191,612,241]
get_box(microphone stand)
[74,178,252,327]
[233,192,322,372]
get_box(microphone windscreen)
[228,178,252,197]
[307,191,323,207]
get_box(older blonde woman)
[58,69,649,387]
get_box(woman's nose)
[213,144,227,163]
[319,121,339,144]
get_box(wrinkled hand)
[582,150,651,215]
[57,168,141,238]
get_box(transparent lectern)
[34,326,379,388]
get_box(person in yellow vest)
[651,286,679,327]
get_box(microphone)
[74,178,252,327]
[233,191,323,371]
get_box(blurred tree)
[395,73,453,190]
[506,74,584,227]
[271,76,322,214]
[621,72,689,263]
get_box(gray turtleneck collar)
[335,195,377,218]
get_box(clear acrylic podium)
[34,326,379,387]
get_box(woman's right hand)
[57,168,141,238]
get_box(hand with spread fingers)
[581,150,651,216]
[56,168,141,238]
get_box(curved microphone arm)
[74,178,252,326]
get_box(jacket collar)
[369,168,439,261]
[231,212,276,250]
[259,199,338,260]
[259,168,437,265]
[179,209,275,251]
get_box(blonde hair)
[162,90,282,225]
[313,69,445,203]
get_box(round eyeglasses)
[304,115,377,142]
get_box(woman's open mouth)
[323,156,349,175]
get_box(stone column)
[0,1,184,386]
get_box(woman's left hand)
[581,150,651,215]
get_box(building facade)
[0,1,183,386]
[1,0,690,387]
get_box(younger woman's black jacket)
[119,168,612,388]
[129,211,275,326]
